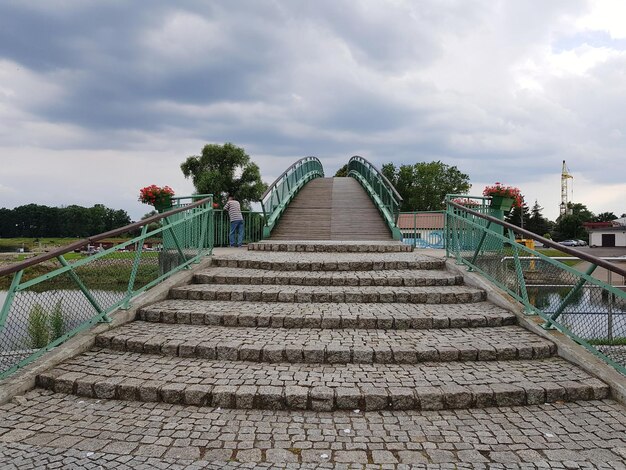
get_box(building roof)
[397,213,444,230]
[585,217,626,231]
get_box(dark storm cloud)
[0,0,624,221]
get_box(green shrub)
[27,304,49,349]
[26,300,67,349]
[49,300,65,341]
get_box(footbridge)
[0,156,625,468]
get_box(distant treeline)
[0,204,132,238]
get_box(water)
[527,286,625,340]
[0,289,125,352]
[0,246,23,253]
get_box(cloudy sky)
[0,0,625,222]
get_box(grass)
[0,257,161,290]
[0,237,133,251]
[534,248,580,267]
[537,248,574,258]
[0,237,80,250]
[588,337,626,346]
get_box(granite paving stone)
[2,243,621,468]
[193,267,463,287]
[170,283,486,304]
[36,350,608,410]
[0,391,625,467]
[138,300,516,329]
[95,322,556,364]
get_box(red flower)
[483,183,523,207]
[138,185,176,206]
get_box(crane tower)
[560,160,573,216]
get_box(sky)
[0,0,625,222]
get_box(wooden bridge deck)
[270,177,392,240]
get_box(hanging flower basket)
[139,185,175,213]
[489,195,515,212]
[483,183,522,213]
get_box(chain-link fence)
[446,199,626,374]
[0,198,213,379]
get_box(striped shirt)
[223,200,243,221]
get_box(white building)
[586,218,626,248]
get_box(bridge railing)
[0,197,214,379]
[260,157,324,238]
[172,194,265,246]
[446,197,626,375]
[348,156,403,239]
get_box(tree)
[552,203,595,241]
[0,204,131,238]
[526,200,553,237]
[180,143,267,208]
[335,164,349,177]
[595,212,617,222]
[505,201,531,229]
[381,161,471,211]
[141,210,161,233]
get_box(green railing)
[212,210,265,246]
[446,197,626,374]
[348,156,403,240]
[172,195,264,246]
[261,156,324,238]
[0,197,214,379]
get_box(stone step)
[95,322,555,364]
[170,284,486,303]
[37,351,609,411]
[248,241,412,252]
[210,251,444,271]
[3,390,626,466]
[138,300,517,329]
[193,268,462,287]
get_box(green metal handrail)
[446,197,626,375]
[347,156,403,240]
[0,197,214,379]
[260,156,324,238]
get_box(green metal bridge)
[0,155,625,379]
[1,155,626,467]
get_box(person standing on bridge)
[224,194,245,247]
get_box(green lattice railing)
[348,156,403,240]
[260,157,324,238]
[0,197,214,379]
[446,196,626,375]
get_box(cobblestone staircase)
[36,241,609,412]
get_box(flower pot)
[154,199,172,213]
[490,196,514,213]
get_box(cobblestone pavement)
[171,283,486,304]
[4,244,624,467]
[194,268,463,286]
[93,322,557,363]
[38,352,607,410]
[210,251,444,271]
[248,241,413,252]
[138,301,517,329]
[0,390,625,468]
